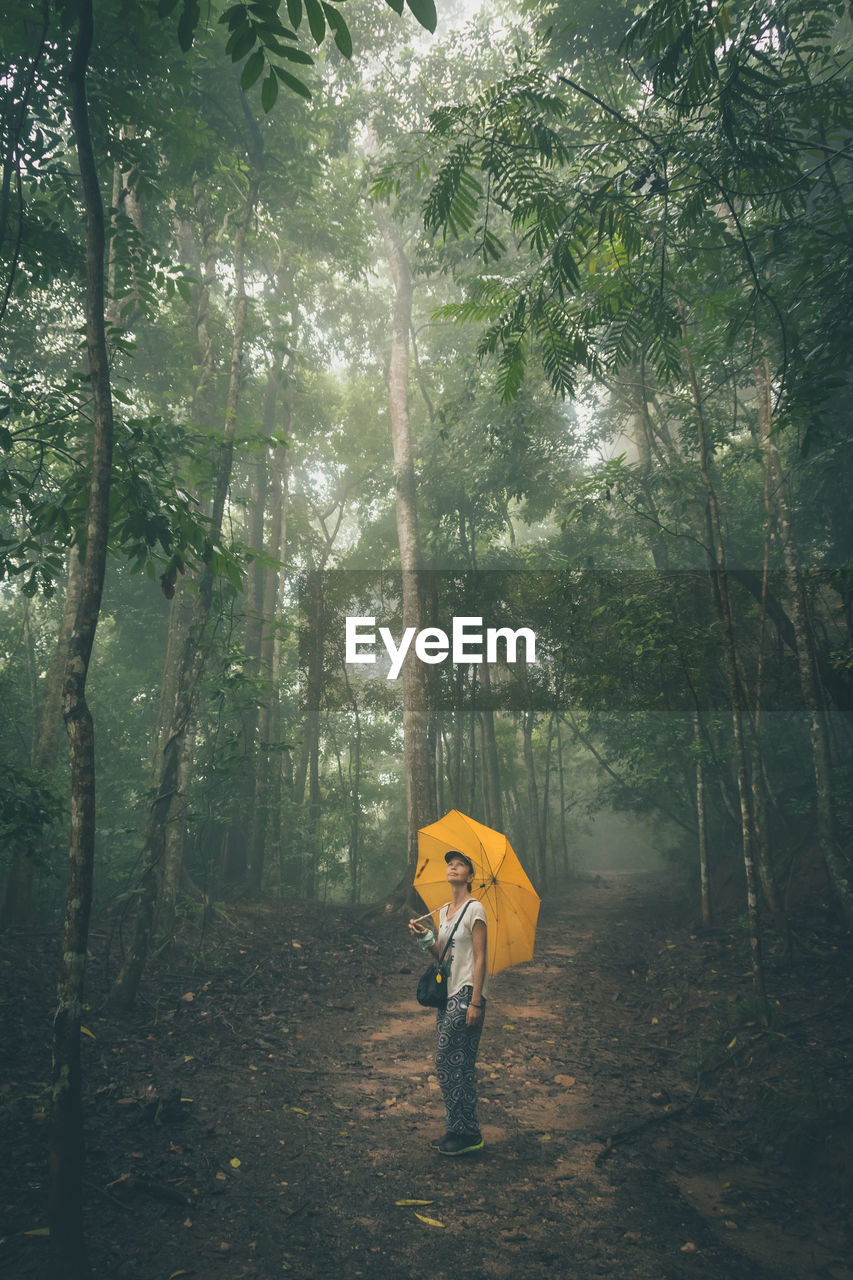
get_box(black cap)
[444,850,475,876]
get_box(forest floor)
[2,869,852,1280]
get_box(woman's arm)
[467,918,487,1025]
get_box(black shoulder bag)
[416,901,472,1009]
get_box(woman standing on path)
[409,851,488,1155]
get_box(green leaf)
[405,0,436,32]
[158,0,180,16]
[273,64,312,99]
[241,47,265,89]
[384,0,404,13]
[322,3,352,58]
[275,44,314,64]
[286,0,302,27]
[261,69,279,111]
[177,0,200,50]
[226,23,256,60]
[303,0,326,43]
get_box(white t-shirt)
[437,899,488,999]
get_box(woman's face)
[446,855,473,888]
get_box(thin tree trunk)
[480,665,503,830]
[555,716,572,879]
[682,326,766,1010]
[49,3,114,1270]
[109,134,262,1009]
[749,454,784,930]
[522,709,545,888]
[541,711,556,883]
[376,204,432,898]
[1,544,82,927]
[694,712,711,926]
[302,567,325,898]
[754,356,853,924]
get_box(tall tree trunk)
[754,357,853,923]
[693,712,711,926]
[260,442,289,892]
[148,190,219,934]
[301,567,325,898]
[541,711,556,882]
[0,544,82,927]
[247,347,292,895]
[682,326,766,1010]
[555,716,572,879]
[376,204,432,898]
[340,655,362,902]
[749,461,785,931]
[522,708,546,889]
[109,135,263,1010]
[479,664,503,830]
[49,4,114,1271]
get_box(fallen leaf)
[414,1213,444,1228]
[290,1107,310,1116]
[724,1220,738,1230]
[539,1133,552,1142]
[680,1242,698,1253]
[229,1157,241,1168]
[80,1026,96,1040]
[554,1074,575,1087]
[24,1227,50,1236]
[215,1172,227,1181]
[727,1036,737,1049]
[396,1199,434,1206]
[181,992,194,1002]
[502,1023,515,1030]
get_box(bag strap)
[436,899,472,966]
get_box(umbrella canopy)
[415,809,540,977]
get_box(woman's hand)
[466,1002,483,1027]
[408,919,428,938]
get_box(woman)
[409,850,488,1156]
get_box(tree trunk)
[109,135,263,1010]
[682,327,766,1010]
[479,664,503,830]
[301,567,325,898]
[749,458,784,931]
[522,709,546,889]
[0,544,83,927]
[754,356,853,924]
[247,371,290,895]
[49,4,114,1271]
[376,204,432,899]
[555,716,572,879]
[693,712,711,926]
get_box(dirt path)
[2,871,850,1278]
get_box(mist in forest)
[1,0,852,1261]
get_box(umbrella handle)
[409,909,438,924]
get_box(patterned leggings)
[435,985,486,1135]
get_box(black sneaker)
[431,1132,484,1156]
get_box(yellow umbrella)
[414,809,540,977]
